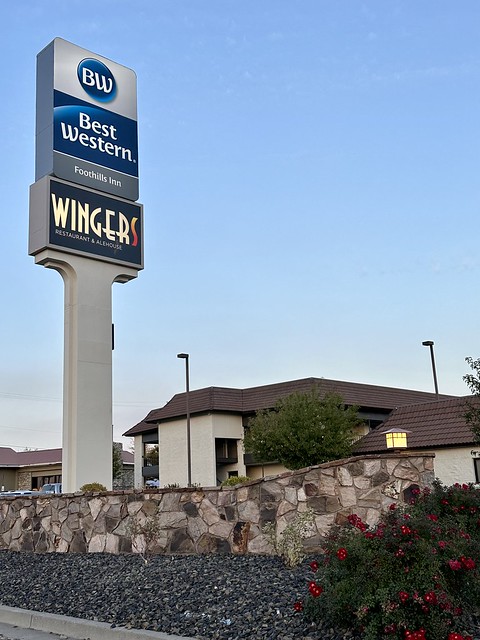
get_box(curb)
[0,606,197,640]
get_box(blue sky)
[1,1,480,451]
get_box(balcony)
[215,438,238,465]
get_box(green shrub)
[221,476,251,487]
[301,482,480,640]
[79,482,108,492]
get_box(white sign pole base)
[34,249,138,492]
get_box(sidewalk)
[0,607,196,640]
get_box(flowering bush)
[301,481,480,640]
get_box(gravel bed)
[0,551,479,640]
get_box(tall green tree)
[113,442,123,480]
[463,356,480,442]
[243,389,363,470]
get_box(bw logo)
[77,58,117,103]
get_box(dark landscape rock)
[0,551,479,639]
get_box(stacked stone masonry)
[0,454,435,555]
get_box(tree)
[243,388,363,470]
[144,444,159,466]
[462,356,480,442]
[112,442,123,480]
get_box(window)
[474,458,480,483]
[32,475,61,489]
[215,438,238,464]
[143,444,159,467]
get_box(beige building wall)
[159,415,217,486]
[157,413,246,487]
[211,413,243,439]
[133,434,144,488]
[247,462,288,480]
[212,414,246,483]
[431,447,477,485]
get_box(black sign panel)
[48,178,143,267]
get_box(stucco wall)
[134,434,143,488]
[431,447,476,485]
[247,462,287,481]
[159,415,219,486]
[0,453,434,555]
[212,413,243,439]
[158,414,247,486]
[212,413,246,482]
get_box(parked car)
[145,479,160,488]
[39,483,62,494]
[0,490,34,497]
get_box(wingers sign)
[29,176,143,269]
[36,38,139,201]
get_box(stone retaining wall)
[0,453,434,555]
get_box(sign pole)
[30,38,143,493]
[34,249,138,492]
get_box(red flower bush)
[302,481,480,640]
[309,560,319,572]
[308,580,322,597]
[448,559,462,571]
[404,630,426,640]
[336,547,348,560]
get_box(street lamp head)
[422,340,434,347]
[177,353,189,359]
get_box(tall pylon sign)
[29,39,144,492]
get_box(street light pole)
[177,353,192,486]
[422,340,439,398]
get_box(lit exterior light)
[382,428,411,450]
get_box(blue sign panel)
[54,91,138,178]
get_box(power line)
[0,391,158,407]
[0,424,59,433]
[0,391,61,401]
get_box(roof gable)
[353,396,476,453]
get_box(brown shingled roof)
[0,447,21,465]
[123,377,453,437]
[240,378,448,413]
[0,447,62,466]
[0,447,133,467]
[353,396,476,454]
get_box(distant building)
[0,445,134,492]
[353,396,479,485]
[123,377,448,488]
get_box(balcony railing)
[142,464,159,479]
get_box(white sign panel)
[36,38,139,201]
